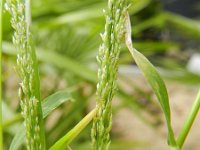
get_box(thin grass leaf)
[34,0,150,29]
[0,0,3,149]
[49,108,97,150]
[2,114,23,129]
[177,89,200,148]
[124,12,178,148]
[36,3,105,28]
[132,14,166,35]
[129,0,151,15]
[164,12,200,39]
[9,90,73,150]
[2,101,22,134]
[42,90,74,117]
[2,42,97,83]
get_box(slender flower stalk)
[5,0,45,149]
[91,0,130,149]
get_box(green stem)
[177,89,200,148]
[49,108,97,150]
[0,0,3,149]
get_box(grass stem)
[0,0,3,149]
[177,89,200,148]
[50,108,97,150]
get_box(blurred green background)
[2,0,200,149]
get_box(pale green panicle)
[91,0,130,150]
[5,0,45,149]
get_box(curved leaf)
[9,90,73,150]
[125,12,177,148]
[42,90,74,117]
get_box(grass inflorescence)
[91,0,130,150]
[5,0,45,149]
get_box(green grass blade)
[42,90,74,117]
[49,108,97,150]
[0,0,3,149]
[2,42,97,83]
[124,12,177,148]
[2,101,23,133]
[129,0,151,15]
[9,90,73,150]
[9,128,24,150]
[34,0,150,29]
[177,89,200,148]
[2,114,23,129]
[36,2,105,28]
[164,12,200,39]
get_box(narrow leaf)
[177,89,200,148]
[9,90,73,150]
[164,12,200,39]
[37,3,104,28]
[42,90,74,117]
[49,108,97,150]
[124,12,177,147]
[0,0,3,148]
[2,42,97,83]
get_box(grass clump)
[2,0,200,150]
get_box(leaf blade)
[49,108,97,150]
[2,42,97,83]
[42,90,74,117]
[124,12,177,147]
[177,89,200,148]
[9,90,73,150]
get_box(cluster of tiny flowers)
[20,92,41,150]
[92,0,130,150]
[5,0,43,149]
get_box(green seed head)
[91,0,130,149]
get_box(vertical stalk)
[0,0,3,149]
[91,0,129,150]
[25,0,46,149]
[177,89,200,148]
[5,0,46,149]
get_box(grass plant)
[2,0,200,150]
